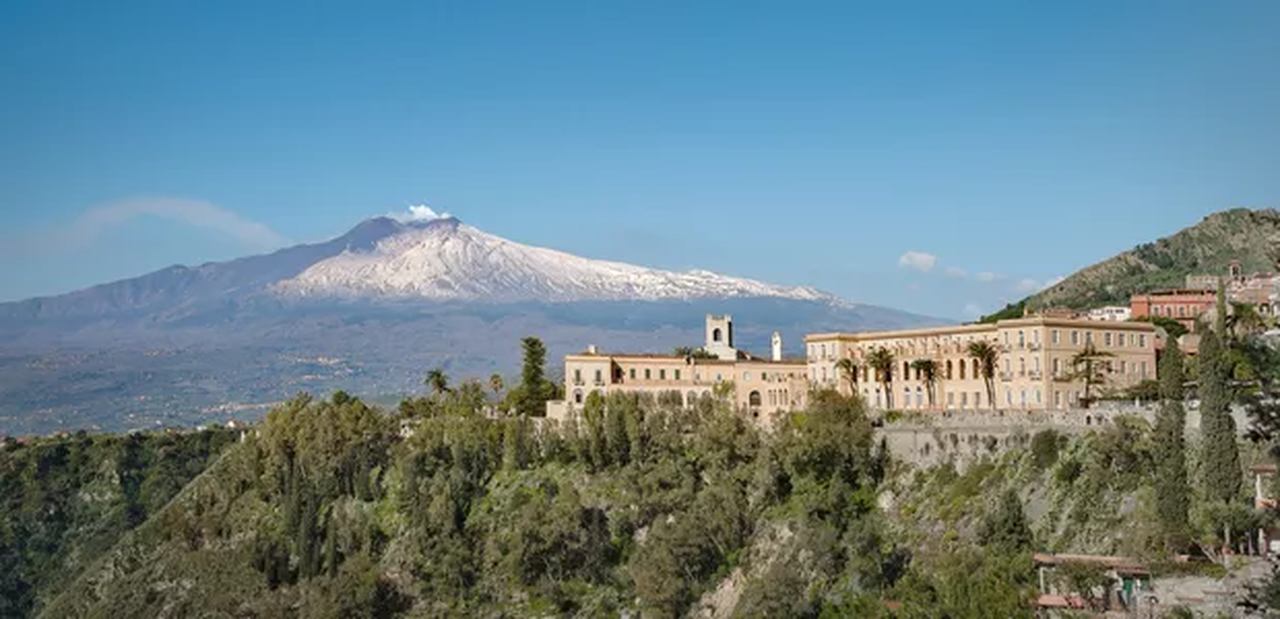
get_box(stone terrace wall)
[878,403,1239,469]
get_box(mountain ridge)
[0,214,938,435]
[1009,207,1280,313]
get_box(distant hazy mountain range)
[0,215,938,434]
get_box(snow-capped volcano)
[273,216,840,304]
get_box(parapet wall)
[878,403,1242,469]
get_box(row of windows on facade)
[807,329,1148,361]
[815,356,1148,383]
[572,367,801,385]
[570,387,793,408]
[1149,304,1205,318]
[862,386,1106,409]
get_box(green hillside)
[16,385,1262,618]
[0,428,238,617]
[1021,207,1280,312]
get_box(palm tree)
[911,358,939,408]
[834,357,859,395]
[425,368,450,396]
[867,347,895,409]
[1070,343,1113,409]
[488,373,504,399]
[967,341,999,409]
[1226,301,1268,340]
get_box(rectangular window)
[1054,391,1062,407]
[1070,331,1079,345]
[1139,335,1147,348]
[1052,329,1060,344]
[644,369,651,380]
[629,368,636,380]
[594,369,602,382]
[1104,333,1112,346]
[659,369,666,380]
[574,369,582,382]
[674,369,681,380]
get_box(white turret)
[771,331,783,361]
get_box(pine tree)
[977,489,1033,551]
[1153,337,1190,545]
[1200,286,1241,505]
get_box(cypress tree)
[502,417,529,471]
[325,515,340,578]
[518,337,549,417]
[1200,286,1241,504]
[1153,337,1190,544]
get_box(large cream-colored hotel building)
[806,315,1155,411]
[549,313,1157,422]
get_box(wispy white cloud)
[897,250,937,273]
[944,266,968,279]
[51,197,288,251]
[962,302,985,318]
[975,271,1002,283]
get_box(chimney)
[771,331,782,362]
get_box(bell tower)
[705,314,737,360]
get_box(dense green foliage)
[28,385,1059,618]
[1153,337,1191,546]
[1199,291,1241,505]
[0,428,237,617]
[976,300,1026,324]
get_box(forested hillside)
[0,428,238,617]
[33,387,1047,618]
[1003,207,1280,314]
[15,311,1280,618]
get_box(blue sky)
[2,1,1278,319]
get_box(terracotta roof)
[1033,553,1148,574]
[1036,594,1087,609]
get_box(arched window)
[713,328,723,342]
[573,389,583,404]
[903,361,910,380]
[946,360,953,379]
[748,391,761,407]
[959,360,966,380]
[971,359,979,378]
[915,386,923,407]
